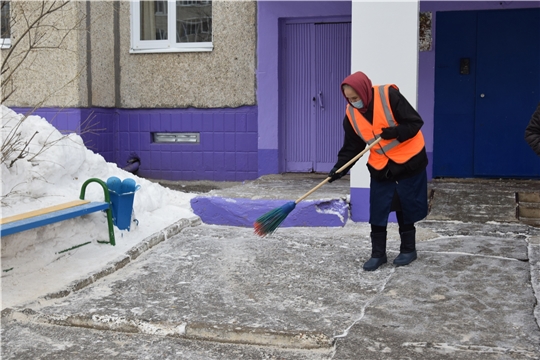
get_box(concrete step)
[517,192,540,203]
[155,176,540,228]
[187,174,352,228]
[427,178,540,227]
[518,203,540,218]
[516,191,540,227]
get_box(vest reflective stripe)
[377,85,397,128]
[348,87,401,155]
[348,106,396,153]
[372,85,401,154]
[346,84,425,170]
[347,106,366,142]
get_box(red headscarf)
[341,71,373,113]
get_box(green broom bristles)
[253,201,296,237]
[253,139,381,236]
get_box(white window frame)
[0,37,10,49]
[1,1,11,49]
[130,0,213,54]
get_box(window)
[1,1,10,49]
[130,0,212,53]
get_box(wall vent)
[152,132,200,143]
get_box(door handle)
[318,91,324,109]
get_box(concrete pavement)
[2,177,540,359]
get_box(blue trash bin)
[107,177,140,231]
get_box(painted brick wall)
[11,107,117,164]
[81,108,116,164]
[11,106,258,182]
[117,107,258,181]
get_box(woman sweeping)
[328,71,429,271]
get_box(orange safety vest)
[346,84,425,170]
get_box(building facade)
[3,1,540,221]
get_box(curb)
[23,217,201,304]
[2,309,334,350]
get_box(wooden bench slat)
[0,202,109,237]
[0,200,91,225]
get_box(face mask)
[352,100,364,109]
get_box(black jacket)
[334,87,428,181]
[525,102,540,157]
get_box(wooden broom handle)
[295,137,382,204]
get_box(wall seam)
[86,1,92,107]
[114,1,121,107]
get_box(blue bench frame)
[0,178,116,246]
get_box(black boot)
[363,231,387,271]
[393,229,417,266]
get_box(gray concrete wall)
[3,0,257,110]
[2,0,87,108]
[116,0,257,109]
[89,1,115,108]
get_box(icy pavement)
[3,219,540,359]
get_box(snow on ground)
[1,106,198,309]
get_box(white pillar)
[349,0,419,221]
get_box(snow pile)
[1,105,198,309]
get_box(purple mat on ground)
[190,197,349,228]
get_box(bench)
[0,178,116,246]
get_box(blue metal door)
[434,8,540,178]
[474,9,540,177]
[281,21,351,173]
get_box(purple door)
[281,21,351,173]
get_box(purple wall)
[12,106,258,181]
[257,1,352,176]
[11,107,88,134]
[117,107,258,181]
[10,107,116,163]
[83,108,116,163]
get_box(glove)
[380,127,399,140]
[328,166,346,183]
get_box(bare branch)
[1,0,82,103]
[0,1,113,206]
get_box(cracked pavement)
[2,218,540,359]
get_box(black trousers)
[371,209,415,234]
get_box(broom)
[253,137,382,237]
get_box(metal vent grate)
[152,132,200,143]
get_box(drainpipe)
[123,153,140,174]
